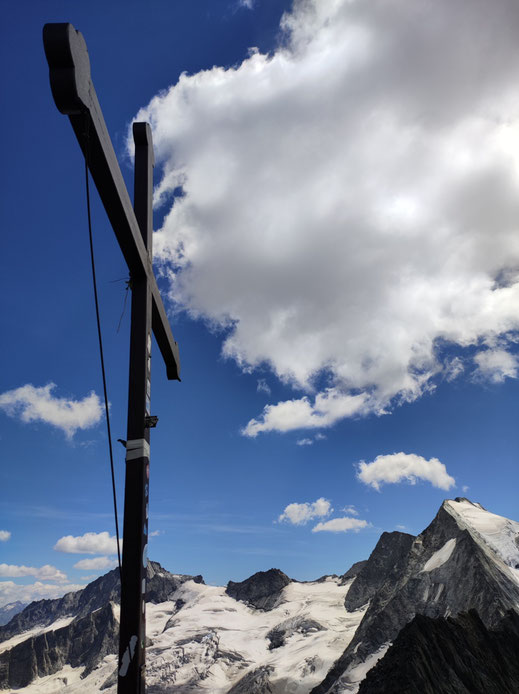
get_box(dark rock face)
[312,500,519,694]
[226,569,291,611]
[344,532,415,610]
[147,561,203,604]
[227,665,274,693]
[0,603,118,690]
[358,609,519,694]
[267,616,324,650]
[339,560,368,583]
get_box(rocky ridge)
[358,609,519,694]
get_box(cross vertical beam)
[118,123,154,692]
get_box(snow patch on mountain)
[337,643,391,694]
[421,538,457,572]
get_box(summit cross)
[43,23,181,694]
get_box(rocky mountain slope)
[311,498,519,693]
[358,608,519,694]
[1,498,517,693]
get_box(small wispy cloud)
[0,383,103,438]
[356,452,455,491]
[149,530,163,538]
[0,531,11,542]
[312,517,370,533]
[0,563,68,583]
[296,438,313,446]
[257,379,271,395]
[54,531,120,555]
[445,357,464,382]
[342,505,359,516]
[278,498,332,526]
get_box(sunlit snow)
[421,538,457,572]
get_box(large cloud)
[134,0,519,434]
[0,384,102,438]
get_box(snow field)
[144,577,366,692]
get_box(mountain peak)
[226,568,291,610]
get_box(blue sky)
[1,0,519,606]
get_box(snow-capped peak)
[443,497,519,586]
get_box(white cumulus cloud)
[54,531,120,555]
[73,556,117,571]
[0,383,102,438]
[0,564,68,582]
[356,452,456,491]
[133,0,519,435]
[312,517,369,533]
[243,390,368,437]
[0,531,11,542]
[0,581,84,609]
[278,497,332,525]
[473,348,518,383]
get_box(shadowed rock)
[226,569,291,611]
[344,532,415,611]
[359,609,519,694]
[339,560,369,584]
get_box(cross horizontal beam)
[43,23,180,381]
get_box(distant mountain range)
[0,497,518,693]
[0,601,26,627]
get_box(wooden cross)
[43,23,181,694]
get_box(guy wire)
[84,116,123,581]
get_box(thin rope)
[84,118,123,580]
